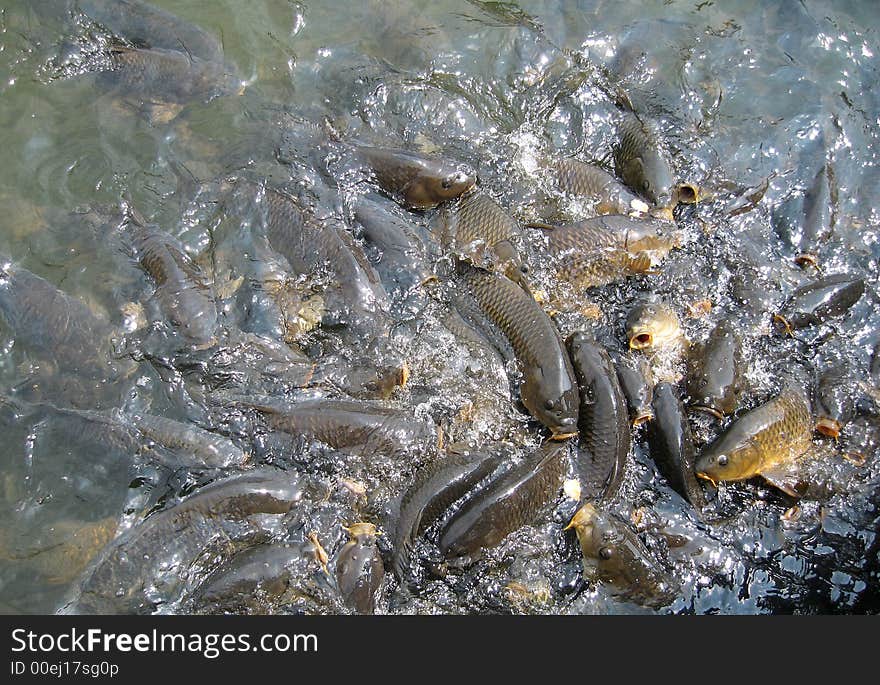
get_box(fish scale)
[696,387,814,483]
[391,450,501,581]
[458,263,579,436]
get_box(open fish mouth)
[629,331,653,349]
[691,405,724,420]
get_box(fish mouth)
[794,252,819,269]
[814,417,841,440]
[629,331,653,350]
[674,183,699,204]
[691,405,725,420]
[550,430,579,441]
[631,411,654,426]
[649,205,675,222]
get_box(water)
[0,0,878,614]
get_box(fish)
[795,163,835,268]
[614,352,655,425]
[438,442,567,559]
[437,189,529,288]
[390,448,501,582]
[123,410,249,468]
[695,385,814,486]
[0,517,118,585]
[567,502,678,608]
[773,274,864,334]
[567,332,630,501]
[0,256,136,385]
[813,362,855,440]
[613,111,676,209]
[335,523,384,615]
[127,213,219,349]
[456,263,580,438]
[102,45,239,104]
[626,302,684,352]
[228,397,441,460]
[257,184,394,344]
[686,319,743,418]
[543,214,676,287]
[78,0,227,63]
[189,541,340,615]
[67,468,318,614]
[354,146,477,209]
[647,382,709,510]
[549,157,650,215]
[353,196,433,295]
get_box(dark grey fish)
[67,468,316,614]
[438,442,567,559]
[390,448,501,582]
[189,541,339,615]
[686,320,743,418]
[335,523,384,615]
[774,274,864,334]
[795,163,834,268]
[567,332,629,502]
[456,263,579,438]
[127,216,218,349]
[568,503,678,608]
[615,352,654,425]
[648,382,709,510]
[613,111,675,208]
[814,362,855,440]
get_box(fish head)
[626,303,681,351]
[523,369,579,438]
[433,165,478,201]
[696,439,762,483]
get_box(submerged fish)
[67,468,317,614]
[457,264,580,438]
[795,163,835,268]
[695,385,813,486]
[102,45,239,104]
[354,146,477,209]
[439,442,567,559]
[0,256,135,385]
[567,502,678,608]
[127,214,218,349]
[686,320,743,418]
[335,523,384,615]
[567,332,629,501]
[231,397,441,460]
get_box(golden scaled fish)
[626,302,684,352]
[695,386,813,486]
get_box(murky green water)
[0,0,878,614]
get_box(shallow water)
[0,0,878,614]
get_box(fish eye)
[599,547,614,560]
[520,264,529,274]
[441,177,454,189]
[642,179,651,192]
[717,455,729,466]
[544,399,555,410]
